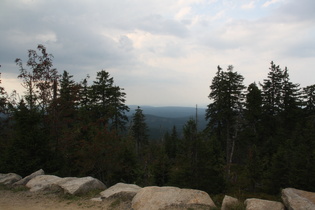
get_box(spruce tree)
[303,84,315,115]
[131,106,149,155]
[90,70,129,131]
[206,65,245,176]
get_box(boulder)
[0,173,22,185]
[100,183,141,199]
[13,169,45,186]
[245,198,284,210]
[26,175,63,192]
[26,175,106,195]
[221,195,240,210]
[57,176,106,195]
[282,188,315,210]
[131,186,216,210]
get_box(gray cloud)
[1,0,315,106]
[137,14,189,38]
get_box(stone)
[131,186,216,210]
[282,188,315,210]
[26,175,63,192]
[91,197,103,202]
[13,169,45,186]
[57,176,106,195]
[100,182,141,199]
[245,198,284,210]
[0,173,22,185]
[26,175,106,195]
[221,195,240,210]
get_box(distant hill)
[127,106,208,140]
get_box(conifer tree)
[90,70,129,131]
[131,106,149,155]
[165,126,179,159]
[261,61,283,116]
[303,84,315,115]
[107,86,130,131]
[206,65,245,176]
[245,82,262,135]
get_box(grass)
[11,185,28,192]
[224,202,246,210]
[0,184,10,190]
[109,198,121,209]
[0,184,28,192]
[59,188,103,201]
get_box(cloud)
[175,7,192,20]
[1,0,315,106]
[241,1,255,9]
[262,0,283,7]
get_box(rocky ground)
[0,189,132,210]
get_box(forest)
[0,44,314,197]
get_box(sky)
[0,0,314,107]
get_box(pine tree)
[206,65,245,176]
[131,106,149,155]
[165,126,179,159]
[107,86,129,131]
[90,70,129,131]
[280,67,301,131]
[303,84,315,115]
[260,61,283,116]
[245,82,262,136]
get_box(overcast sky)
[0,0,314,107]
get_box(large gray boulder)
[26,175,63,192]
[282,188,315,210]
[26,175,106,195]
[221,195,240,210]
[245,198,284,210]
[0,173,22,185]
[57,176,106,195]
[13,169,45,186]
[100,182,141,199]
[131,186,216,210]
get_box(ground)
[0,189,132,210]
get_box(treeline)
[0,45,314,195]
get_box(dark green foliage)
[206,65,246,179]
[131,106,149,155]
[165,126,179,159]
[4,101,51,176]
[0,71,7,113]
[303,84,315,115]
[169,119,225,194]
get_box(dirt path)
[0,190,132,210]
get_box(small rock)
[91,197,103,202]
[0,173,22,185]
[13,169,45,186]
[57,176,106,195]
[26,175,63,192]
[221,195,240,210]
[100,183,141,199]
[245,198,284,210]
